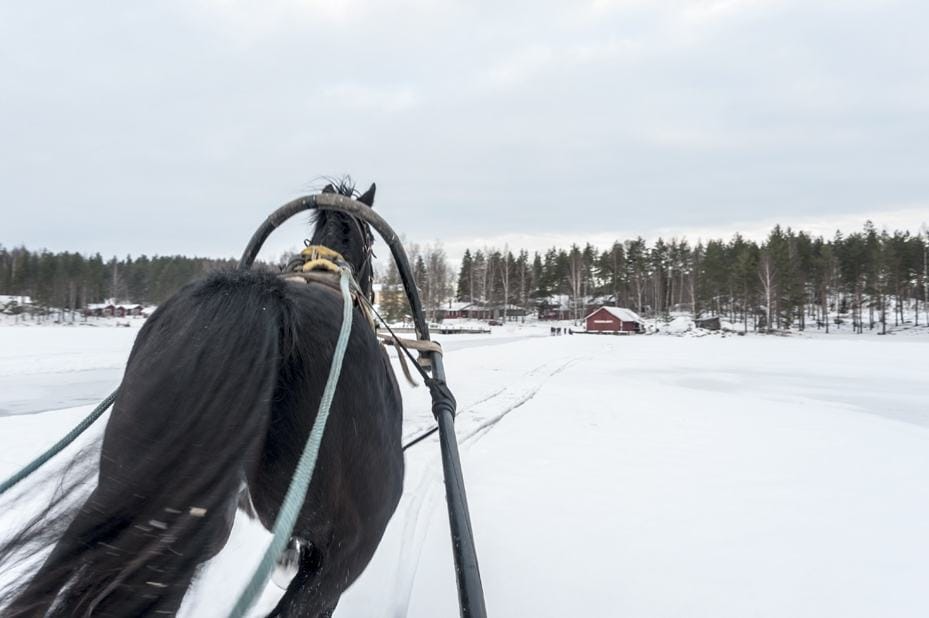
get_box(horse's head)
[309,180,377,296]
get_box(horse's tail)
[0,270,294,617]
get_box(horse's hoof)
[272,537,306,589]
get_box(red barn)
[584,307,644,334]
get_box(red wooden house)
[584,307,644,334]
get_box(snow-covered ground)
[0,321,142,416]
[1,324,928,617]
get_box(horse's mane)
[310,175,358,226]
[318,175,358,198]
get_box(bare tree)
[425,242,453,319]
[501,245,511,321]
[566,245,584,321]
[759,251,776,332]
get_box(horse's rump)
[1,181,405,617]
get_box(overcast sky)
[2,0,928,263]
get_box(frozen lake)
[0,323,138,416]
[1,324,928,617]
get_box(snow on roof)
[585,306,644,323]
[86,302,143,310]
[443,301,472,311]
[546,294,571,310]
[0,295,32,305]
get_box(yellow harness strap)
[302,259,341,274]
[300,245,347,273]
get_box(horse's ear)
[357,183,376,208]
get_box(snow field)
[336,335,929,617]
[0,323,141,416]
[1,326,927,617]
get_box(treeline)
[8,222,929,333]
[452,223,929,332]
[379,242,455,322]
[0,245,242,308]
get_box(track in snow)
[386,356,581,616]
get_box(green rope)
[228,267,355,618]
[0,389,117,496]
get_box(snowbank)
[650,316,718,337]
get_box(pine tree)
[413,255,428,316]
[456,249,474,302]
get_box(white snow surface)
[663,315,696,335]
[1,324,928,617]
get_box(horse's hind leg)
[266,519,390,618]
[266,541,336,618]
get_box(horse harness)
[281,245,377,330]
[280,244,442,386]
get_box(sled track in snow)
[399,385,510,449]
[399,358,580,450]
[389,357,582,615]
[459,356,580,448]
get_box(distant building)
[116,304,144,318]
[85,303,115,317]
[538,295,572,320]
[437,301,475,320]
[436,301,527,321]
[584,307,644,334]
[84,302,144,318]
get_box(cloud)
[188,0,457,41]
[193,0,378,30]
[431,206,929,263]
[479,36,640,90]
[681,0,779,21]
[483,45,556,88]
[318,83,421,112]
[591,0,779,19]
[2,1,928,261]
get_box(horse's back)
[247,279,405,611]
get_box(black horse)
[0,182,404,616]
